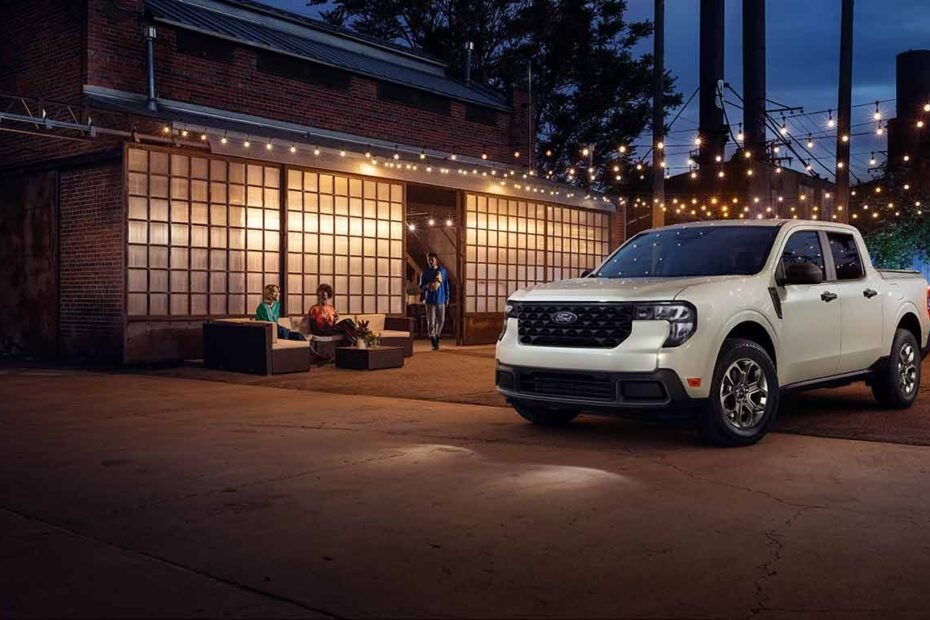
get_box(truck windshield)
[594,226,780,278]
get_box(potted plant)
[355,320,378,349]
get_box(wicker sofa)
[282,314,414,357]
[203,319,311,375]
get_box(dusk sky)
[257,0,929,179]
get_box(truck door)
[826,232,885,372]
[777,230,842,384]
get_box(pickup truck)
[495,220,930,446]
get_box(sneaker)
[431,336,439,350]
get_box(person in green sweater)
[256,284,306,341]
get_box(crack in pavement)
[745,506,811,618]
[0,506,344,619]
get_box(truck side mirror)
[782,262,824,285]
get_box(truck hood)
[509,276,746,302]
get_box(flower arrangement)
[355,320,378,348]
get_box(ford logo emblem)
[551,311,578,325]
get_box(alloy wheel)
[898,342,919,396]
[720,358,769,430]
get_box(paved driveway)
[2,369,930,618]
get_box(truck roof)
[643,219,860,234]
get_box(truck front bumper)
[495,363,704,412]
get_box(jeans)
[277,325,306,341]
[426,303,446,338]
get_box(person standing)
[419,252,450,350]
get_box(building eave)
[84,85,615,212]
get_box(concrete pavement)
[2,369,930,618]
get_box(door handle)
[821,291,838,302]
[863,288,879,299]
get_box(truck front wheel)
[510,400,580,427]
[699,338,780,447]
[871,328,920,408]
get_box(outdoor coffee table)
[334,346,404,370]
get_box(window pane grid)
[464,193,610,314]
[127,147,280,317]
[287,167,404,315]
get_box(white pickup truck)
[496,220,930,446]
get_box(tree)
[852,179,930,269]
[308,0,682,192]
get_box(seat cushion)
[309,334,344,343]
[288,315,312,336]
[350,313,385,333]
[378,330,410,338]
[272,339,308,350]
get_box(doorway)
[405,184,459,342]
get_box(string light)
[513,150,520,158]
[581,147,590,156]
[807,135,814,148]
[266,142,273,150]
[313,146,320,155]
[290,145,297,153]
[200,133,207,141]
[827,110,835,128]
[243,138,251,148]
[618,145,627,154]
[873,102,882,120]
[162,125,171,134]
[445,219,453,227]
[656,142,664,150]
[870,152,876,166]
[408,223,416,231]
[220,132,228,145]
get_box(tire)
[871,329,921,408]
[510,400,580,427]
[699,338,780,447]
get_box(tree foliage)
[309,0,682,191]
[855,184,930,269]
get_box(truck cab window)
[781,231,825,278]
[827,233,864,280]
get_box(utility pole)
[835,0,854,223]
[652,0,666,228]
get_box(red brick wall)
[609,209,626,249]
[58,161,125,361]
[83,0,517,161]
[0,0,85,101]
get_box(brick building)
[0,0,623,362]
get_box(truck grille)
[515,303,634,348]
[519,371,615,401]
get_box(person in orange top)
[308,283,358,345]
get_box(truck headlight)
[633,302,697,347]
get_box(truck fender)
[707,309,780,375]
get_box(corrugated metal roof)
[145,0,510,111]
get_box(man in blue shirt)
[419,252,450,350]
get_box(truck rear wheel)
[699,338,780,447]
[510,400,580,427]
[871,329,920,408]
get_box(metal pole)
[698,0,725,166]
[465,41,473,84]
[143,24,158,112]
[652,0,665,228]
[835,0,854,222]
[528,61,533,172]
